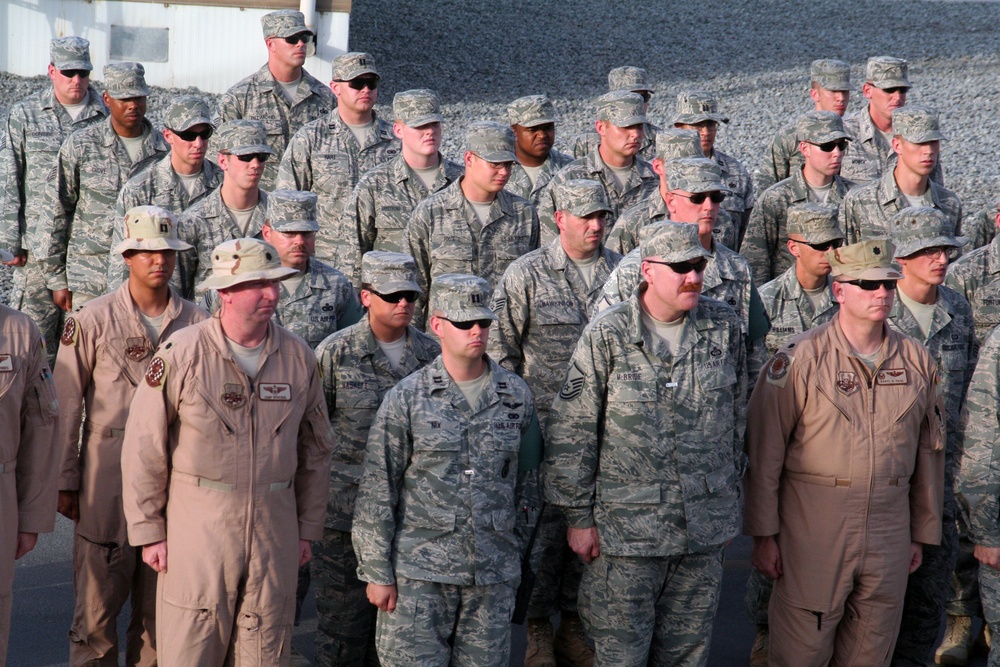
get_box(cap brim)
[674,113,729,125]
[475,150,519,163]
[435,306,499,323]
[270,220,320,232]
[568,203,613,217]
[404,114,445,128]
[228,143,275,156]
[517,117,557,128]
[901,131,947,143]
[108,86,151,99]
[814,79,851,91]
[833,267,903,280]
[337,68,378,81]
[684,180,731,194]
[371,279,422,294]
[56,60,93,71]
[799,230,844,245]
[894,235,968,259]
[872,79,912,89]
[610,115,650,128]
[197,266,299,292]
[272,28,315,38]
[115,238,193,255]
[806,131,852,144]
[172,116,213,131]
[644,244,714,263]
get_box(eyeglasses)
[371,290,418,304]
[794,238,844,252]
[810,139,849,153]
[644,257,709,274]
[882,86,910,95]
[906,245,959,261]
[346,77,379,91]
[171,127,213,142]
[234,152,270,163]
[445,318,493,330]
[59,69,90,79]
[283,33,313,45]
[483,160,514,171]
[673,191,725,205]
[839,279,897,291]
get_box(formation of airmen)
[4,8,1000,667]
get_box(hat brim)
[802,131,852,144]
[567,203,613,217]
[673,113,729,125]
[336,68,379,81]
[643,244,714,263]
[370,279,423,294]
[608,114,650,128]
[899,131,947,143]
[871,79,912,89]
[198,266,300,292]
[433,306,499,323]
[269,220,320,233]
[894,235,969,259]
[832,266,903,281]
[681,180,732,194]
[56,60,93,71]
[170,116,213,132]
[107,86,151,100]
[516,116,557,128]
[474,150,519,163]
[115,238,193,255]
[271,28,314,39]
[813,79,851,91]
[227,143,276,156]
[797,230,845,245]
[403,114,445,128]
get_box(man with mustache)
[505,94,573,208]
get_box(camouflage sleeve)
[488,267,528,374]
[753,133,783,194]
[528,204,541,253]
[106,188,132,292]
[514,405,543,552]
[910,363,946,546]
[731,318,749,480]
[741,197,778,286]
[405,203,433,329]
[213,88,241,126]
[570,132,596,161]
[594,258,636,314]
[959,331,1000,546]
[1,109,27,252]
[840,193,861,246]
[37,141,80,290]
[963,208,993,252]
[53,315,95,492]
[339,180,376,288]
[295,359,334,542]
[276,131,313,193]
[315,335,338,418]
[335,281,364,331]
[535,179,560,247]
[175,215,199,300]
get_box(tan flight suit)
[121,317,332,666]
[0,305,59,667]
[55,283,206,665]
[744,317,945,666]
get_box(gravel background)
[4,0,1000,303]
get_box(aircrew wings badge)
[145,357,167,390]
[765,352,793,388]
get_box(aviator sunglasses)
[674,191,725,205]
[644,257,709,274]
[170,127,214,142]
[371,290,418,304]
[839,279,897,291]
[283,33,313,45]
[810,139,849,153]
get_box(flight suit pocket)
[159,594,218,655]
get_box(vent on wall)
[110,26,170,63]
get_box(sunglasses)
[171,127,213,142]
[882,86,910,95]
[674,191,725,205]
[283,33,313,45]
[839,279,897,291]
[645,257,709,274]
[446,318,493,330]
[637,91,652,103]
[810,139,849,153]
[345,77,379,91]
[795,238,844,252]
[906,245,959,261]
[371,290,418,304]
[59,69,91,79]
[233,152,270,163]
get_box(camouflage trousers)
[375,576,516,667]
[946,502,982,618]
[8,258,62,368]
[313,528,379,666]
[527,503,583,619]
[743,569,773,626]
[977,562,1000,667]
[578,548,725,667]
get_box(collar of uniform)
[205,315,281,364]
[426,354,510,396]
[215,189,268,233]
[878,169,904,207]
[789,165,811,202]
[987,235,1000,275]
[830,312,899,364]
[782,267,831,302]
[855,102,879,143]
[648,194,669,220]
[626,287,714,348]
[435,178,467,211]
[115,279,185,330]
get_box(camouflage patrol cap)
[332,52,378,81]
[640,221,714,263]
[393,89,443,128]
[555,179,612,217]
[165,95,212,132]
[507,95,557,128]
[361,251,422,294]
[596,91,649,127]
[266,190,319,233]
[216,120,274,156]
[0,248,12,263]
[114,206,193,255]
[261,10,312,39]
[796,110,851,144]
[198,238,299,292]
[655,128,704,161]
[608,66,653,94]
[892,105,946,143]
[429,274,497,323]
[890,206,967,259]
[865,56,911,89]
[664,157,728,194]
[672,91,729,125]
[465,121,518,163]
[50,37,92,71]
[786,203,843,244]
[827,239,902,281]
[810,59,851,91]
[103,62,150,99]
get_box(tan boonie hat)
[361,251,422,294]
[261,10,312,39]
[198,238,299,292]
[673,90,729,125]
[596,91,649,127]
[429,274,497,322]
[796,110,852,144]
[393,89,443,127]
[114,206,192,255]
[332,52,378,81]
[786,203,843,244]
[466,121,517,163]
[640,221,714,263]
[216,120,274,156]
[267,190,319,233]
[665,157,728,194]
[165,95,212,132]
[827,239,902,280]
[810,59,851,91]
[865,56,911,89]
[892,105,946,143]
[890,206,968,258]
[555,179,612,217]
[51,37,92,71]
[103,62,150,99]
[507,95,557,128]
[608,66,653,94]
[655,128,704,160]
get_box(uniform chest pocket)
[314,154,352,193]
[492,233,532,260]
[412,421,463,452]
[260,118,285,137]
[334,386,381,410]
[608,377,656,404]
[698,362,737,392]
[535,305,582,327]
[430,239,475,276]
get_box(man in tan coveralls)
[121,237,333,666]
[55,206,206,666]
[745,238,946,666]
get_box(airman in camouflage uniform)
[39,62,168,311]
[213,10,333,191]
[571,66,660,162]
[545,221,747,667]
[490,179,621,667]
[506,95,574,208]
[754,59,851,193]
[175,120,272,299]
[841,105,962,244]
[336,88,463,288]
[353,274,542,667]
[536,92,658,244]
[107,96,223,291]
[406,121,539,328]
[672,91,755,247]
[1,37,107,366]
[277,52,400,264]
[742,110,854,285]
[963,200,999,252]
[885,208,976,667]
[313,251,439,666]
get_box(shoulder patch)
[765,352,793,388]
[145,356,168,390]
[558,363,586,401]
[61,317,78,347]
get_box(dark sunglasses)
[882,86,910,95]
[795,238,844,252]
[234,152,270,163]
[346,77,379,91]
[371,290,418,304]
[283,33,313,45]
[446,318,493,330]
[645,257,709,274]
[811,139,849,153]
[637,91,652,103]
[840,279,897,291]
[171,127,213,142]
[674,191,725,205]
[59,69,91,79]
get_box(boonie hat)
[890,206,968,258]
[796,110,852,144]
[608,66,653,94]
[827,239,903,281]
[810,59,851,91]
[665,157,728,194]
[261,10,312,39]
[267,190,319,233]
[892,105,946,143]
[673,91,729,125]
[332,52,378,81]
[507,95,557,128]
[165,95,212,132]
[865,56,911,89]
[655,129,704,161]
[596,91,649,128]
[429,274,497,323]
[466,121,517,163]
[786,203,843,244]
[361,251,422,294]
[197,238,298,292]
[640,221,714,263]
[51,37,92,71]
[393,89,443,128]
[103,62,150,99]
[216,120,274,156]
[555,179,612,217]
[114,206,192,255]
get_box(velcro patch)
[61,317,78,347]
[765,352,793,388]
[558,364,586,401]
[145,357,167,390]
[876,369,908,385]
[259,383,291,401]
[0,355,12,372]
